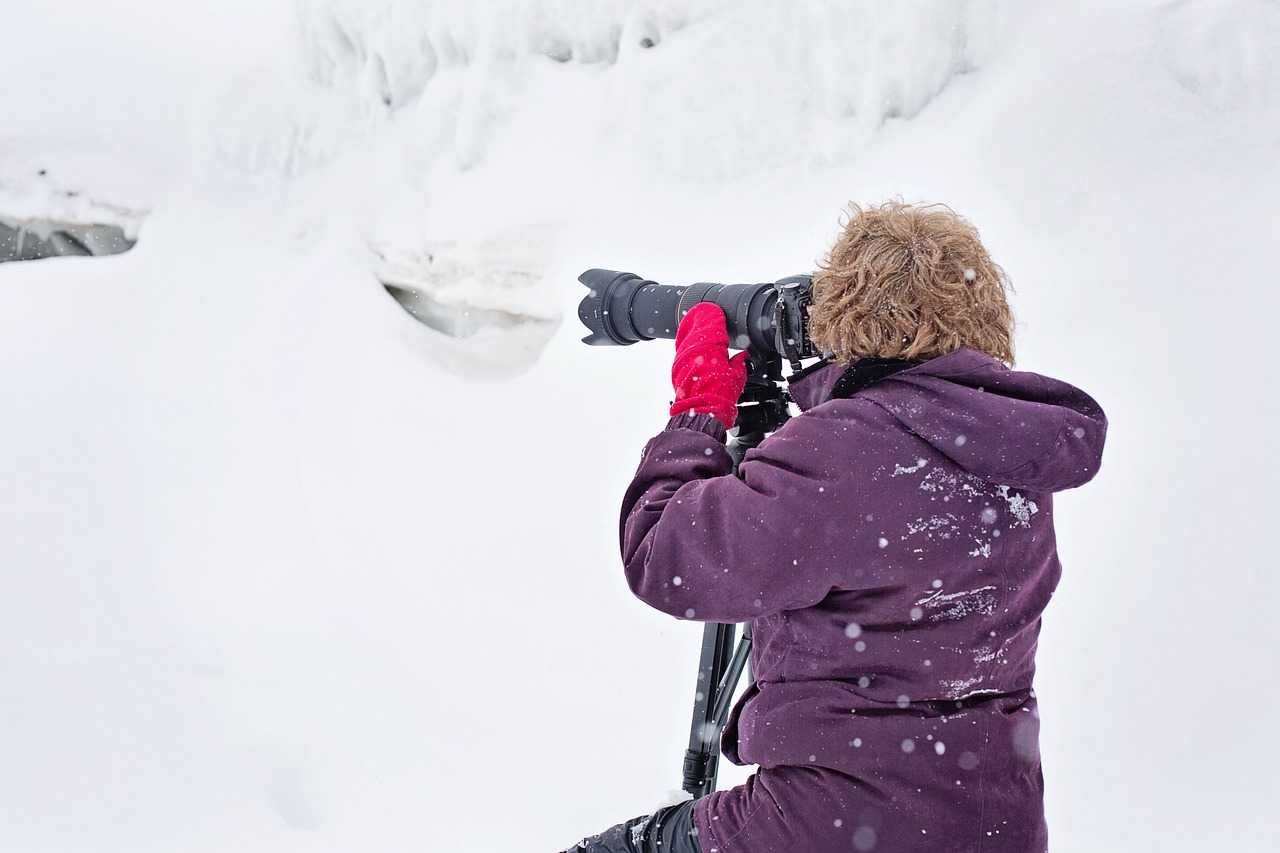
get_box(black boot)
[563,800,700,853]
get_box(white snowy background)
[2,1,1278,851]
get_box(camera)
[576,269,818,365]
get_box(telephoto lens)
[577,268,815,359]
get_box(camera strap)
[829,358,919,400]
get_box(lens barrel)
[578,268,783,354]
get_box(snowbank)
[1,1,1278,851]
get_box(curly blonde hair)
[808,200,1015,365]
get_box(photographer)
[565,201,1107,853]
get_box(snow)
[2,1,1279,851]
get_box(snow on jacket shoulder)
[619,348,1107,851]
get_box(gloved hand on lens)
[669,303,749,428]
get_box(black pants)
[564,800,701,853]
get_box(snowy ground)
[2,1,1278,851]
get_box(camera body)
[577,269,819,366]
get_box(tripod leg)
[710,622,752,731]
[682,622,736,797]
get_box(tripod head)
[729,354,793,465]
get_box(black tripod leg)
[678,372,779,799]
[710,622,752,735]
[682,622,735,798]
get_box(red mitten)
[669,303,749,428]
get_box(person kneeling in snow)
[564,201,1107,853]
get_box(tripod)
[680,354,793,798]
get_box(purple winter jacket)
[621,349,1106,851]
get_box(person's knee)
[564,800,701,853]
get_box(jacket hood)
[788,349,1107,493]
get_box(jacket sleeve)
[620,412,845,623]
